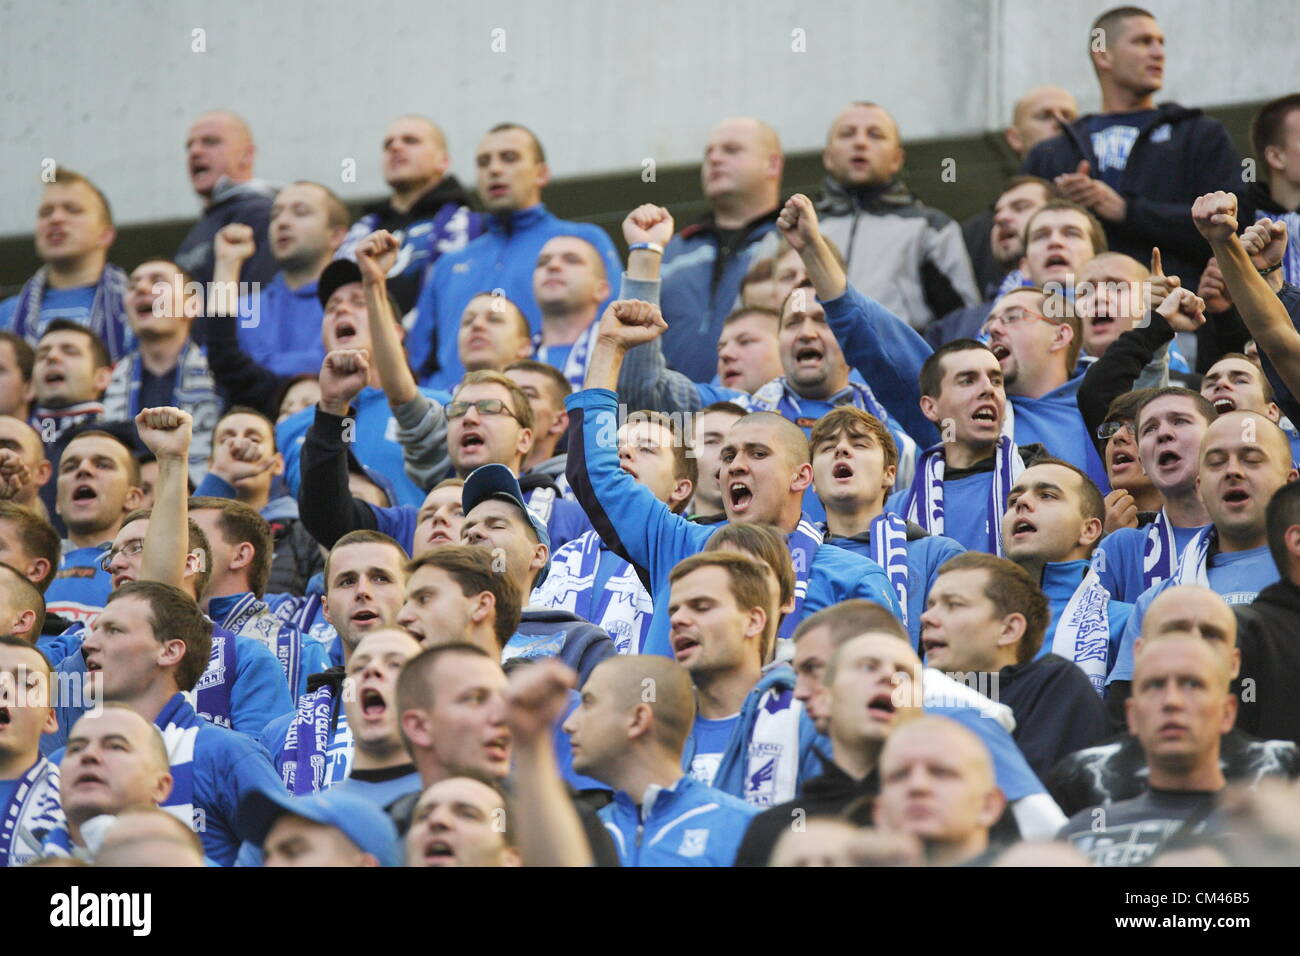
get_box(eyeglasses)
[445,398,524,424]
[979,307,1061,337]
[100,539,144,571]
[1097,419,1135,441]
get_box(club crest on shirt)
[678,828,710,859]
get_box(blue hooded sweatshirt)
[505,609,617,688]
[565,388,904,660]
[408,203,622,391]
[234,273,326,377]
[599,775,759,867]
[680,665,824,808]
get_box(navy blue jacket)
[1022,103,1240,292]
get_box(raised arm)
[135,407,194,589]
[1193,192,1300,395]
[355,229,450,490]
[778,194,936,443]
[208,224,288,419]
[299,349,381,549]
[505,661,594,867]
[612,205,705,414]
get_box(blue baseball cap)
[238,788,402,867]
[461,463,550,551]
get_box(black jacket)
[1077,309,1177,458]
[1234,579,1300,745]
[732,755,877,867]
[349,176,479,313]
[998,653,1113,778]
[1022,103,1240,313]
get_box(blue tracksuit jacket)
[599,775,759,867]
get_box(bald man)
[335,115,483,314]
[874,715,1006,866]
[56,705,174,860]
[176,109,277,289]
[1108,410,1299,695]
[562,654,759,866]
[1059,634,1237,866]
[659,117,785,382]
[1047,585,1299,815]
[814,101,979,333]
[963,87,1080,293]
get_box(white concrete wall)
[1,0,1296,236]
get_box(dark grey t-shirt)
[1058,788,1224,867]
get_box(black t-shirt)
[1058,788,1224,867]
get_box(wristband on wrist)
[1258,262,1282,276]
[628,242,664,255]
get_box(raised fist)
[356,230,399,285]
[1241,217,1288,272]
[776,194,821,252]
[1191,191,1239,243]
[623,205,674,247]
[595,299,668,351]
[319,348,371,413]
[214,223,256,266]
[135,407,193,461]
[0,450,32,500]
[211,434,277,487]
[1156,285,1207,333]
[505,658,575,745]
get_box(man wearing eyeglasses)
[299,361,591,560]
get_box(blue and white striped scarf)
[1141,507,1180,591]
[1,758,65,867]
[744,686,803,808]
[1252,209,1300,287]
[101,339,221,482]
[278,683,353,795]
[191,629,236,730]
[154,694,201,829]
[748,378,919,488]
[1049,560,1114,695]
[218,593,304,698]
[531,530,653,654]
[902,435,1024,556]
[1174,526,1218,588]
[869,512,912,628]
[781,514,822,641]
[8,264,133,361]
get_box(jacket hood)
[526,454,568,480]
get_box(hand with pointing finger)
[1146,247,1181,313]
